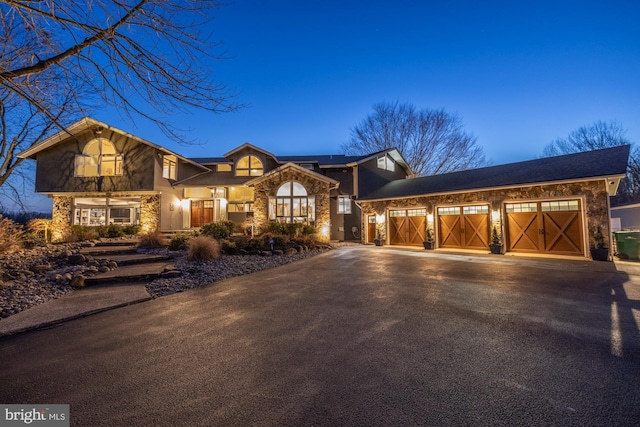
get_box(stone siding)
[359,180,610,252]
[252,168,332,242]
[140,195,160,232]
[51,196,73,242]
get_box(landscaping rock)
[70,274,85,290]
[273,250,284,256]
[67,254,86,265]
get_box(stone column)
[140,195,160,232]
[51,196,73,242]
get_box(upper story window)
[236,155,263,176]
[217,164,232,172]
[75,138,123,177]
[338,195,352,214]
[377,154,395,172]
[163,155,177,180]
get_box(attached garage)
[505,200,584,256]
[358,146,630,260]
[388,209,427,246]
[437,205,490,250]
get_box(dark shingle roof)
[360,145,630,200]
[277,154,368,166]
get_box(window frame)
[235,155,264,177]
[74,138,123,177]
[337,195,352,214]
[162,155,177,180]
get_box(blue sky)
[13,0,640,211]
[122,0,639,163]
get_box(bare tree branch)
[342,102,487,176]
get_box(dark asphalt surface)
[1,246,640,426]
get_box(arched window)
[236,155,263,176]
[75,138,123,177]
[269,181,315,224]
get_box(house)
[18,117,630,259]
[17,118,411,242]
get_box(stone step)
[79,245,138,256]
[84,261,179,286]
[100,253,174,266]
[94,239,139,247]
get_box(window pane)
[377,156,386,170]
[437,207,460,216]
[292,182,307,196]
[463,205,489,215]
[407,209,426,216]
[237,156,249,169]
[277,183,291,196]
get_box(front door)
[191,200,214,228]
[367,215,377,243]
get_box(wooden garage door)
[506,200,584,256]
[389,209,426,246]
[438,205,490,250]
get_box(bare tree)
[0,0,237,204]
[342,102,486,176]
[542,120,639,204]
[542,120,631,156]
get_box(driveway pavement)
[1,246,639,426]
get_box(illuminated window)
[463,205,489,215]
[217,164,232,172]
[337,196,352,214]
[437,207,461,216]
[541,200,579,212]
[75,138,123,177]
[377,155,395,172]
[163,155,177,180]
[236,155,263,176]
[269,181,315,224]
[505,203,538,213]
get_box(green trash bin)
[614,231,640,260]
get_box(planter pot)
[374,239,384,246]
[489,243,503,254]
[590,247,609,261]
[423,241,435,250]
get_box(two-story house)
[18,117,630,259]
[17,117,411,242]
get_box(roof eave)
[359,175,626,202]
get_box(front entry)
[389,209,427,246]
[367,215,377,243]
[505,200,584,256]
[191,200,214,228]
[437,205,490,250]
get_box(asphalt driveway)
[1,246,640,426]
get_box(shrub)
[95,225,109,238]
[259,222,285,235]
[123,224,141,236]
[201,220,236,240]
[169,233,192,251]
[262,232,287,250]
[187,235,220,261]
[27,218,53,242]
[220,239,238,254]
[21,232,47,248]
[301,224,316,237]
[138,231,167,248]
[0,215,24,255]
[246,238,264,252]
[107,224,125,238]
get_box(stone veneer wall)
[358,180,610,251]
[252,169,332,242]
[51,196,73,242]
[50,193,161,240]
[140,194,160,232]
